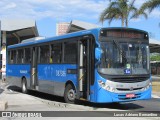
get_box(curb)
[0,101,8,110]
[152,94,160,99]
[41,99,93,111]
[40,99,124,111]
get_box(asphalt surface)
[7,86,160,112]
[0,83,159,120]
[0,88,4,94]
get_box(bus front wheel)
[21,78,28,94]
[64,84,76,104]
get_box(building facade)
[0,19,38,81]
[56,22,69,36]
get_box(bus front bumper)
[96,86,152,103]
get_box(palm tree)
[140,0,160,13]
[99,0,147,27]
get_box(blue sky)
[0,0,160,40]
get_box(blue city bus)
[6,27,151,103]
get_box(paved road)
[0,88,4,94]
[7,86,160,112]
[0,85,160,120]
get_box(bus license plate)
[126,94,135,98]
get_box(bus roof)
[8,28,100,49]
[8,27,148,49]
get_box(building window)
[64,42,77,63]
[51,44,62,63]
[40,45,50,63]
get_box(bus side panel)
[37,64,77,96]
[6,64,31,88]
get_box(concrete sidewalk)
[0,81,76,111]
[0,89,78,111]
[152,92,160,98]
[152,76,160,81]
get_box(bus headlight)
[98,80,105,88]
[110,88,115,92]
[98,80,115,92]
[105,86,110,91]
[142,82,152,91]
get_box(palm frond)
[99,8,110,24]
[99,0,147,27]
[130,0,136,7]
[140,0,160,13]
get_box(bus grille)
[110,77,148,83]
[116,87,143,91]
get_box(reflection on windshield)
[99,41,150,75]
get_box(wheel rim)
[22,81,26,92]
[67,89,75,101]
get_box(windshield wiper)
[113,40,127,63]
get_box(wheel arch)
[64,80,77,93]
[21,76,26,82]
[64,80,77,103]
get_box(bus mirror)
[95,48,102,61]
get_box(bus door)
[31,47,38,90]
[77,36,94,100]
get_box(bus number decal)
[20,70,27,74]
[8,70,12,73]
[56,70,66,77]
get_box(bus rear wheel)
[22,78,28,94]
[64,84,76,104]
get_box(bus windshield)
[98,40,150,75]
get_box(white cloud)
[3,2,16,10]
[0,0,109,21]
[150,9,160,18]
[0,0,159,24]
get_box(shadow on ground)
[0,88,4,94]
[7,86,144,110]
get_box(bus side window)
[17,49,24,64]
[10,50,16,64]
[40,45,50,64]
[51,44,62,63]
[64,42,77,64]
[24,48,31,64]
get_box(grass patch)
[152,81,160,92]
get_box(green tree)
[140,0,160,13]
[99,0,147,27]
[150,55,160,61]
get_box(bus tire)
[22,78,28,94]
[64,84,76,104]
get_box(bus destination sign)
[101,30,147,39]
